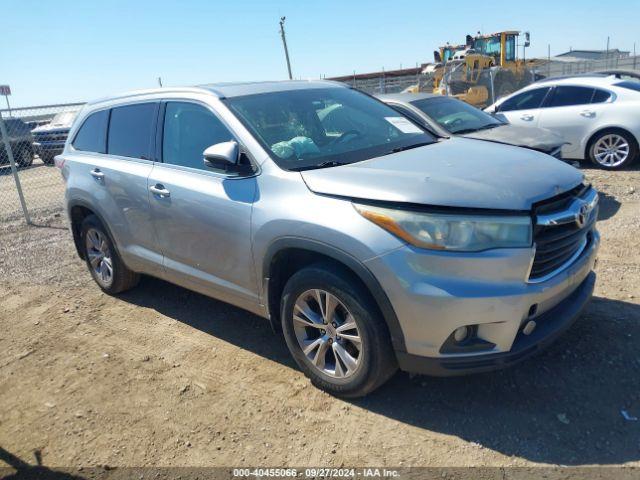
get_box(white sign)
[385,116,423,134]
[0,85,10,96]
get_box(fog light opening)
[523,320,537,336]
[453,326,472,344]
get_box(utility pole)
[279,17,293,80]
[606,36,610,69]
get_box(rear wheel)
[16,147,33,168]
[80,215,139,294]
[589,130,638,169]
[281,263,397,398]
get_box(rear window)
[107,103,157,159]
[614,80,640,92]
[546,86,595,107]
[591,89,612,103]
[72,110,109,153]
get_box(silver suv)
[57,81,599,397]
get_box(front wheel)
[40,153,55,165]
[17,147,34,168]
[281,263,397,398]
[589,130,638,169]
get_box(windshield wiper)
[385,141,434,155]
[289,160,349,171]
[454,124,502,135]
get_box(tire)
[588,129,638,170]
[281,263,397,398]
[80,215,139,294]
[17,147,34,168]
[40,153,55,165]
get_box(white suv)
[485,75,640,169]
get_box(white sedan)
[485,75,640,169]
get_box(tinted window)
[107,103,156,159]
[547,86,594,107]
[224,88,434,171]
[614,80,640,92]
[4,119,30,135]
[591,89,612,103]
[411,97,501,134]
[162,102,234,170]
[72,110,109,153]
[498,87,550,112]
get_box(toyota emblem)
[576,203,589,228]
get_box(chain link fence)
[0,103,84,225]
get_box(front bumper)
[365,227,599,375]
[396,271,595,375]
[33,142,65,157]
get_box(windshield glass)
[410,96,502,134]
[50,111,78,126]
[224,87,435,170]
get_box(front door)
[148,100,258,306]
[496,86,551,127]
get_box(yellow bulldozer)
[409,31,543,107]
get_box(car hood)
[300,137,583,211]
[460,124,566,152]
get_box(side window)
[498,87,550,112]
[547,86,595,108]
[107,103,157,159]
[72,110,109,153]
[591,89,612,104]
[162,102,234,171]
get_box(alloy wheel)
[85,228,114,287]
[593,134,630,168]
[292,289,362,379]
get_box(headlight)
[354,204,532,251]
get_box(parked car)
[378,92,566,159]
[0,117,35,168]
[57,81,599,397]
[32,110,78,164]
[485,75,640,169]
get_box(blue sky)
[2,0,639,107]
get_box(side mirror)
[203,141,239,169]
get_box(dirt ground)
[0,160,66,223]
[0,165,639,471]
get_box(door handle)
[520,114,534,121]
[90,168,105,181]
[149,184,171,198]
[580,110,595,117]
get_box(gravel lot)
[0,160,65,223]
[0,164,639,471]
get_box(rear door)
[536,86,611,158]
[495,86,551,127]
[72,102,162,274]
[147,100,258,307]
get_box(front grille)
[33,131,69,142]
[529,185,598,282]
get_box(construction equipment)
[409,31,543,107]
